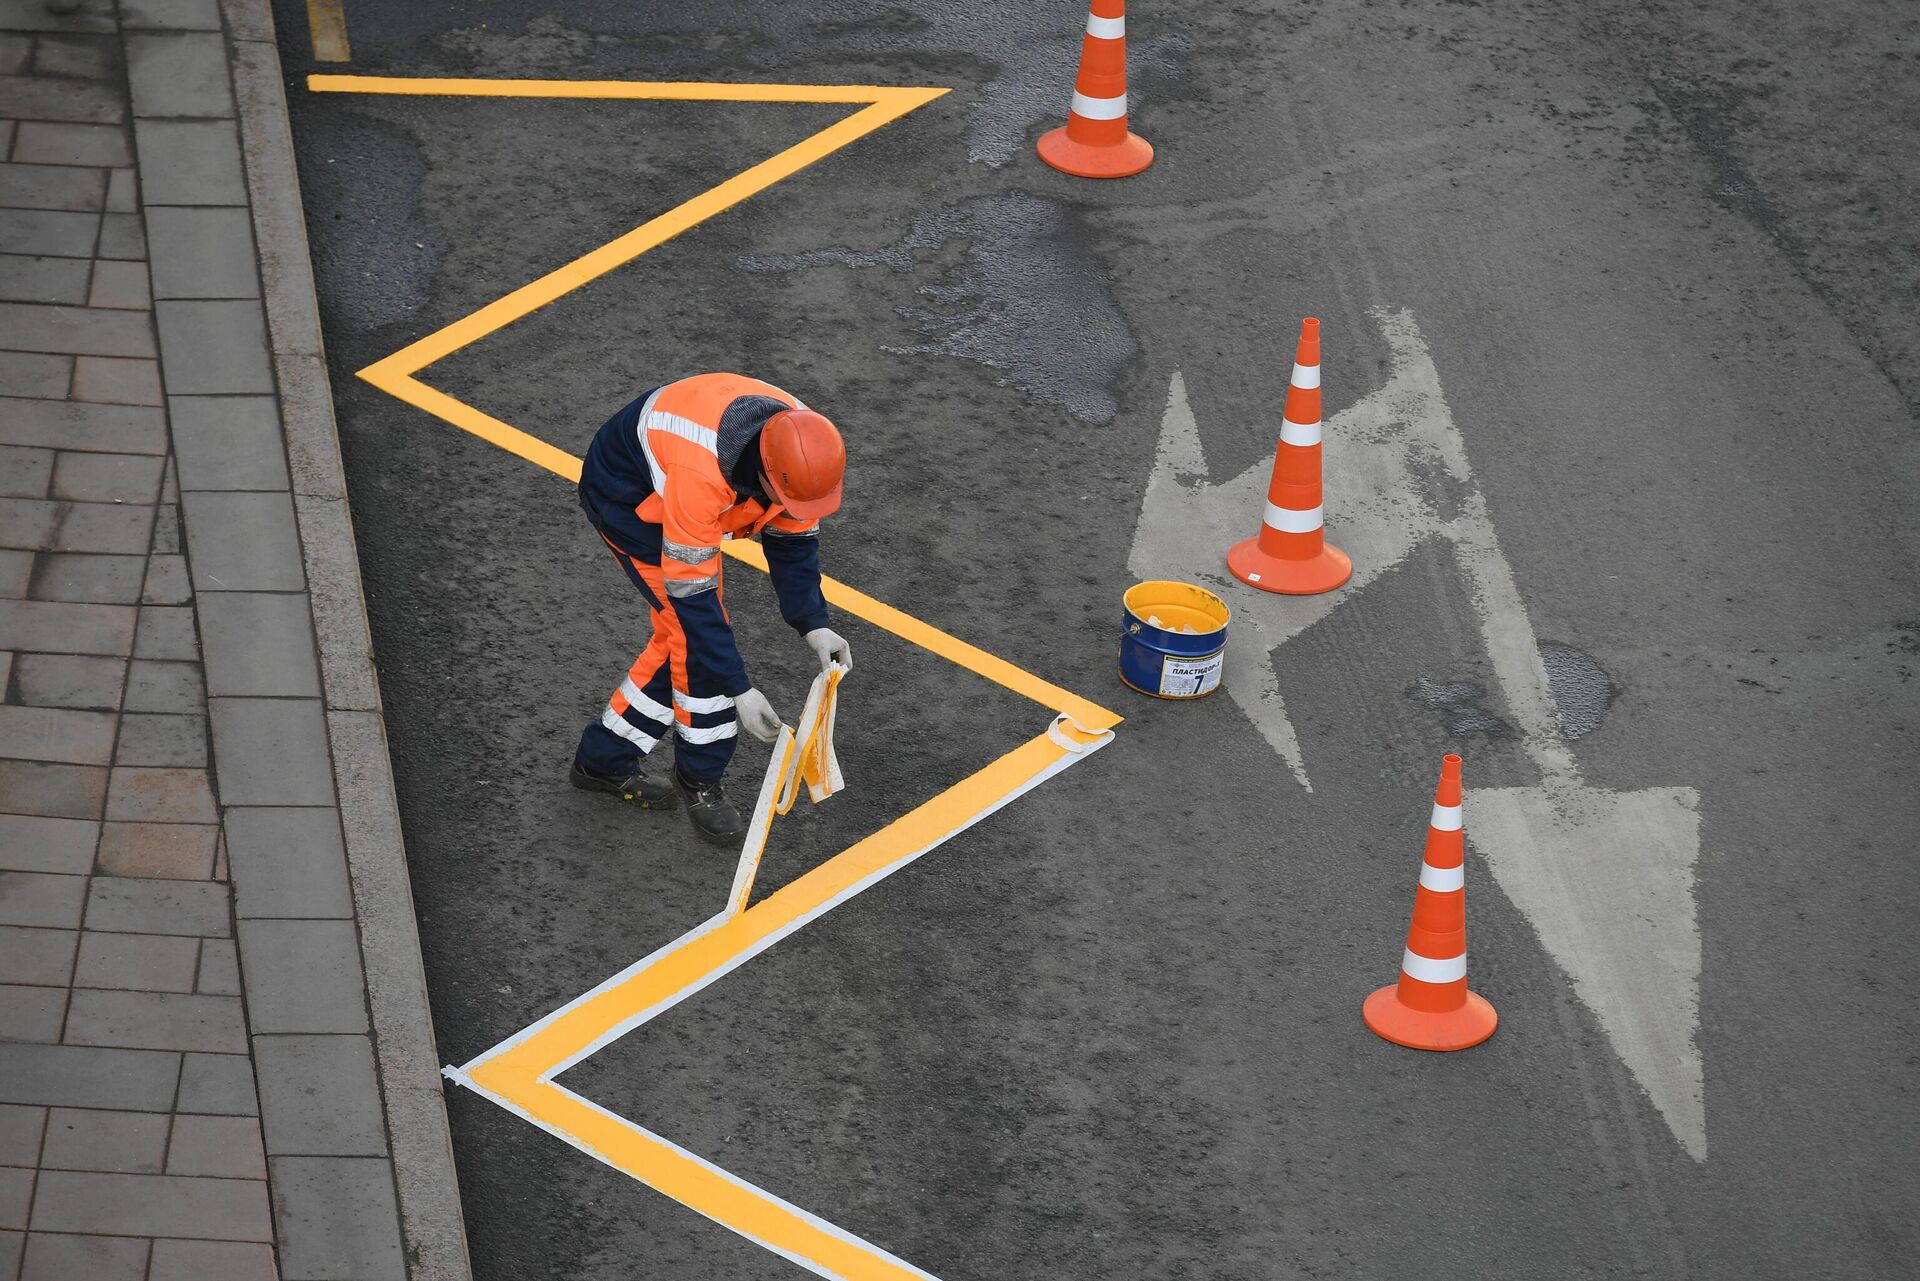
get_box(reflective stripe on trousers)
[575,540,740,785]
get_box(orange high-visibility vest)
[629,373,820,603]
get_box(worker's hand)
[734,687,782,743]
[804,627,852,674]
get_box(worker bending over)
[572,373,852,843]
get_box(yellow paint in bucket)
[1118,580,1231,699]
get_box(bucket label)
[1160,650,1224,698]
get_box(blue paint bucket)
[1118,581,1231,699]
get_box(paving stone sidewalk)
[0,2,470,1278]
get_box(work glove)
[734,687,782,743]
[804,627,853,674]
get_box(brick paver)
[1,4,444,1277]
[0,351,68,397]
[0,813,97,872]
[40,1107,171,1172]
[148,1238,278,1281]
[71,351,161,400]
[72,930,200,991]
[19,1231,152,1280]
[13,652,125,708]
[0,926,77,985]
[0,2,226,1264]
[31,1168,272,1240]
[0,448,47,494]
[1,397,167,453]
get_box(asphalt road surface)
[272,1,1919,1277]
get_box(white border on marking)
[534,724,1115,1079]
[445,718,1117,1281]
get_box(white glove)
[734,687,782,743]
[804,627,852,674]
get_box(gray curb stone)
[226,3,474,1278]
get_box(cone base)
[1363,986,1498,1051]
[1226,538,1352,595]
[1037,126,1154,178]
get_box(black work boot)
[672,768,744,845]
[569,761,679,809]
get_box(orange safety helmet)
[759,408,845,520]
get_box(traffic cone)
[1037,0,1154,179]
[1226,318,1353,595]
[1363,754,1499,1051]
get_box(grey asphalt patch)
[738,190,1137,423]
[287,108,447,333]
[1408,675,1512,736]
[1537,642,1616,740]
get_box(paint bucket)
[1118,581,1230,699]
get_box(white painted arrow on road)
[1128,310,1707,1159]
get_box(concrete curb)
[224,3,475,1277]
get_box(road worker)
[571,373,853,843]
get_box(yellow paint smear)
[304,0,351,63]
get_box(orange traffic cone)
[1363,754,1499,1051]
[1037,0,1154,179]
[1226,318,1352,595]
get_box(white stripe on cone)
[1279,419,1322,447]
[1400,948,1467,984]
[1291,362,1321,389]
[1263,501,1323,534]
[1086,14,1125,38]
[1418,863,1465,893]
[1070,90,1127,120]
[1430,802,1463,831]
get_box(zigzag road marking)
[313,74,1124,1278]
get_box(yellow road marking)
[471,728,1100,1088]
[311,72,1120,730]
[310,74,948,103]
[353,368,586,483]
[312,77,945,377]
[506,1082,935,1281]
[314,74,1124,1278]
[458,724,1109,1281]
[304,0,351,64]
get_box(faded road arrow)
[1128,310,1707,1160]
